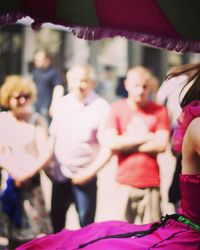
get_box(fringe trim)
[0,12,26,27]
[68,26,200,53]
[1,13,200,53]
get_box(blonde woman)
[0,75,52,249]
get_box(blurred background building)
[1,20,200,95]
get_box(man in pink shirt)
[49,64,110,232]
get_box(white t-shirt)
[156,75,188,128]
[49,91,110,178]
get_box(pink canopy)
[0,0,200,53]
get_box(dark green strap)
[178,215,200,232]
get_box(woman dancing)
[17,63,200,249]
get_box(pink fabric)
[178,174,200,225]
[172,100,200,152]
[94,0,179,38]
[16,175,200,250]
[16,220,200,249]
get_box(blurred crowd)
[0,49,182,249]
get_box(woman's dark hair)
[166,62,200,108]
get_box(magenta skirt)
[16,218,200,250]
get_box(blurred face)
[67,66,95,101]
[9,92,32,115]
[125,71,150,105]
[34,51,50,69]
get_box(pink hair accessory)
[172,100,200,152]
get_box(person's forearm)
[138,134,169,154]
[87,148,112,175]
[30,132,54,174]
[33,151,53,174]
[52,84,64,99]
[14,149,53,185]
[49,85,64,116]
[71,147,113,185]
[138,140,166,154]
[109,133,153,153]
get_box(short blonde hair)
[127,66,152,80]
[0,75,37,109]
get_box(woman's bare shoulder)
[188,117,200,133]
[187,117,200,154]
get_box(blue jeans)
[51,178,97,232]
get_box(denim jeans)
[51,177,97,232]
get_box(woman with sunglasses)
[0,75,52,249]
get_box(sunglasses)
[13,93,31,100]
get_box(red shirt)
[106,99,170,188]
